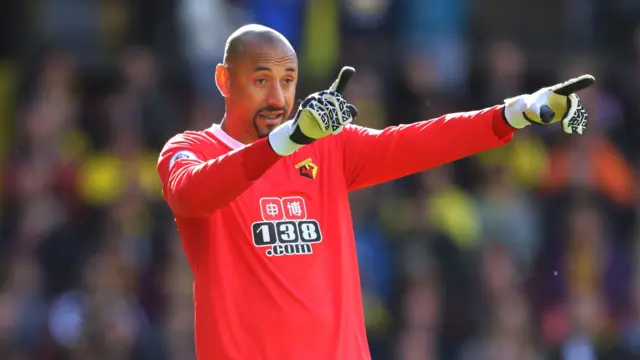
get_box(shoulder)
[162,130,215,152]
[161,125,236,157]
[158,126,234,172]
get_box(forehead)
[235,42,297,72]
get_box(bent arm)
[342,105,517,191]
[158,134,282,218]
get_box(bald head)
[216,24,299,143]
[223,24,295,66]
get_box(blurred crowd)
[1,0,640,359]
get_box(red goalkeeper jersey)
[157,105,516,360]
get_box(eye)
[256,78,267,85]
[284,78,295,84]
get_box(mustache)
[255,106,290,120]
[255,99,305,120]
[257,106,287,114]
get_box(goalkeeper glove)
[503,75,595,134]
[269,66,358,156]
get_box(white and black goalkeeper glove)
[269,66,358,156]
[503,74,595,134]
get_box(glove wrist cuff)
[503,97,532,129]
[268,121,303,156]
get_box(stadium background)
[1,0,640,359]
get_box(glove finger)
[303,101,332,133]
[322,93,354,126]
[563,95,588,135]
[329,66,356,94]
[562,116,573,134]
[551,75,595,96]
[322,95,342,130]
[347,104,358,118]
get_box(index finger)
[551,74,595,96]
[329,66,356,94]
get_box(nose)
[267,83,285,109]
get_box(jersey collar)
[210,124,244,150]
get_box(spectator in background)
[476,163,541,274]
[244,0,307,52]
[37,0,105,69]
[399,0,470,92]
[2,49,91,302]
[548,291,633,360]
[460,291,541,360]
[541,201,632,353]
[419,165,481,251]
[178,0,245,103]
[113,46,179,150]
[47,240,161,360]
[395,252,443,360]
[620,279,640,357]
[0,255,47,359]
[163,232,196,360]
[350,186,395,358]
[472,39,529,106]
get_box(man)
[157,24,593,360]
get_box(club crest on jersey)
[252,196,322,257]
[295,158,318,180]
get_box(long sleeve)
[157,133,282,218]
[341,105,517,191]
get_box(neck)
[219,113,257,145]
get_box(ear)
[215,64,230,97]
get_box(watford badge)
[295,158,318,180]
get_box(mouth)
[257,112,285,124]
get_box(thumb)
[329,66,356,94]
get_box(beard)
[254,122,280,138]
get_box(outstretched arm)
[340,73,595,191]
[342,105,517,191]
